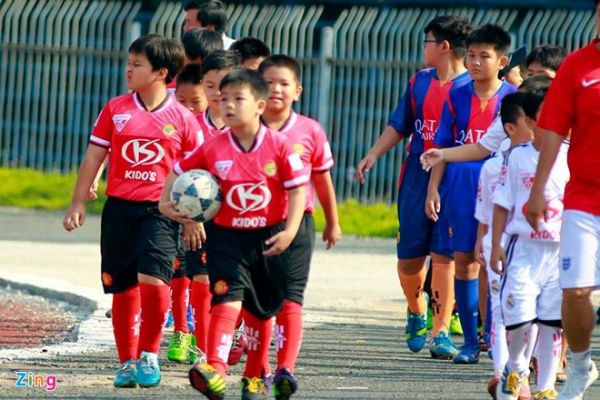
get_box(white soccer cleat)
[557,361,598,400]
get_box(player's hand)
[474,238,485,267]
[420,149,443,172]
[322,223,342,250]
[526,190,546,232]
[357,154,377,184]
[425,190,441,222]
[490,244,506,275]
[88,179,99,200]
[263,229,295,256]
[158,200,194,225]
[182,221,205,251]
[63,201,86,232]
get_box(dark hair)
[182,28,224,61]
[230,37,271,63]
[525,45,567,72]
[522,91,546,119]
[466,23,511,55]
[183,0,207,11]
[219,68,269,100]
[424,15,473,58]
[258,54,302,82]
[500,92,527,125]
[197,0,227,33]
[177,63,203,86]
[128,34,184,84]
[199,50,241,79]
[518,75,553,96]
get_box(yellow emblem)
[264,160,277,176]
[293,143,305,156]
[162,123,176,136]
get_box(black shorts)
[100,197,179,294]
[205,223,290,319]
[285,213,315,304]
[185,221,212,278]
[173,240,188,279]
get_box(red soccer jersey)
[175,125,310,229]
[198,109,230,140]
[538,39,600,215]
[90,92,203,202]
[275,112,334,212]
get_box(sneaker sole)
[453,358,479,364]
[430,351,455,360]
[188,369,224,400]
[138,379,161,388]
[113,380,138,389]
[168,354,189,363]
[274,376,296,400]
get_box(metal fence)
[0,1,596,203]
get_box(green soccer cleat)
[449,313,463,336]
[426,307,434,331]
[189,362,227,400]
[167,331,193,363]
[241,377,268,400]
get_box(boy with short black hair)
[231,37,271,70]
[176,63,207,116]
[159,68,308,400]
[259,54,341,399]
[182,27,224,64]
[491,91,569,400]
[63,34,203,389]
[420,45,566,168]
[198,49,241,139]
[525,44,567,79]
[356,15,473,360]
[426,23,516,364]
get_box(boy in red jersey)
[258,55,341,399]
[160,68,308,400]
[198,50,240,139]
[527,1,600,397]
[63,34,203,388]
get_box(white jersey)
[493,141,570,242]
[476,153,504,227]
[479,116,506,152]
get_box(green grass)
[0,168,107,215]
[0,168,398,238]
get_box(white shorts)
[559,210,600,289]
[483,236,504,321]
[500,235,562,327]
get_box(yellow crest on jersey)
[264,160,277,176]
[162,123,176,137]
[293,143,305,156]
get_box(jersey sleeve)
[537,55,575,137]
[493,155,517,211]
[278,137,310,189]
[433,100,455,148]
[478,116,506,152]
[475,162,493,224]
[388,76,415,137]
[174,145,207,175]
[311,123,335,172]
[89,103,113,149]
[181,113,204,157]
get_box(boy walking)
[63,34,203,388]
[160,68,308,400]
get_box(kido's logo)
[226,183,271,215]
[121,139,165,167]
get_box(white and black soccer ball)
[170,169,222,222]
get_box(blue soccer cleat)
[405,308,428,353]
[113,359,137,388]
[137,351,161,388]
[453,344,481,364]
[429,331,459,360]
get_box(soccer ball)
[170,169,222,222]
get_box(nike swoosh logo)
[582,79,600,88]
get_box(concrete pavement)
[0,207,599,399]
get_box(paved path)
[0,207,599,399]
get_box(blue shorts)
[396,154,452,259]
[441,160,485,253]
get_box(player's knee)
[397,258,426,275]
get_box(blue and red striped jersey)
[388,68,471,155]
[434,80,517,149]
